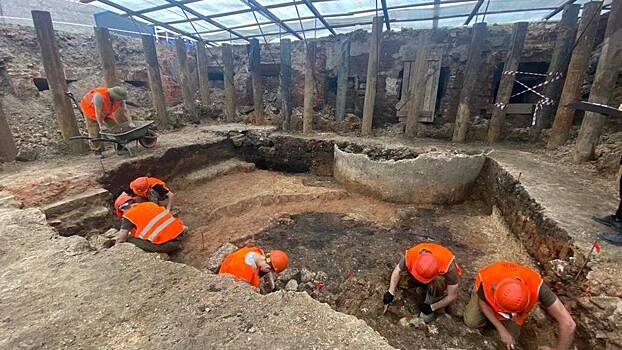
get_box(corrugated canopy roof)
[86,0,609,45]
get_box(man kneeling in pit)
[110,194,187,253]
[383,242,462,322]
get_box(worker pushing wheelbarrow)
[68,86,157,158]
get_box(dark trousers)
[127,228,187,253]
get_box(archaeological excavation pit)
[75,138,577,350]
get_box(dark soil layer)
[247,207,557,350]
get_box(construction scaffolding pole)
[487,22,529,143]
[303,41,316,134]
[280,39,292,131]
[31,10,87,154]
[361,16,383,136]
[141,34,169,128]
[531,3,580,142]
[223,43,236,122]
[452,22,487,142]
[574,0,622,162]
[548,1,601,148]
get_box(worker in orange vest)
[79,86,134,158]
[383,242,462,323]
[219,246,288,291]
[464,261,575,350]
[111,195,187,253]
[120,176,175,211]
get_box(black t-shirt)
[124,184,169,200]
[120,217,136,231]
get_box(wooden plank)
[405,38,430,137]
[452,22,487,142]
[361,16,383,136]
[280,39,292,131]
[222,44,236,122]
[303,42,316,134]
[531,3,580,142]
[548,1,601,148]
[196,41,210,106]
[0,97,17,162]
[249,39,263,124]
[488,21,529,143]
[175,38,197,123]
[141,34,169,128]
[575,0,622,161]
[31,10,87,154]
[421,57,441,122]
[335,40,350,123]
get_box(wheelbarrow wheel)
[139,130,158,148]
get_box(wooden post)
[405,35,430,137]
[141,34,169,128]
[175,37,198,123]
[488,22,529,143]
[335,40,350,124]
[279,39,292,131]
[531,4,580,142]
[452,22,487,142]
[361,16,383,136]
[548,1,601,148]
[31,10,87,154]
[196,41,210,106]
[0,97,17,162]
[94,27,119,87]
[303,42,316,134]
[249,39,264,124]
[222,43,236,122]
[574,0,622,162]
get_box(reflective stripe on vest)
[474,262,542,325]
[123,202,184,244]
[404,243,459,276]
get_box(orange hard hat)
[409,252,440,284]
[494,277,530,313]
[267,250,288,273]
[114,193,133,217]
[130,177,150,197]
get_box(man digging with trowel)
[80,86,135,158]
[382,242,462,323]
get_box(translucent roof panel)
[89,0,604,44]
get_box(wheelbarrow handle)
[70,135,123,145]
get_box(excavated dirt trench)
[59,132,591,350]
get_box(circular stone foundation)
[333,145,486,204]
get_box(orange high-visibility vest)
[405,242,462,277]
[123,202,184,244]
[80,87,122,121]
[219,246,264,287]
[475,261,542,325]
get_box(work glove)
[383,291,394,305]
[419,303,434,315]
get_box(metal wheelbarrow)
[70,120,158,156]
[65,91,158,157]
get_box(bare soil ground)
[171,168,558,350]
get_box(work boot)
[592,215,622,231]
[598,232,622,246]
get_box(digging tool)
[574,240,601,280]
